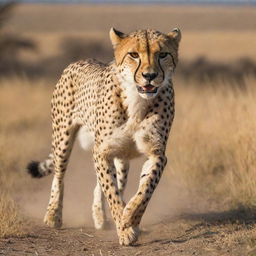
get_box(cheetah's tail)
[27,153,54,178]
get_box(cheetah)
[27,28,181,246]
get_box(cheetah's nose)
[142,72,158,81]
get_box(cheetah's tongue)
[137,84,158,94]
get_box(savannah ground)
[1,4,256,256]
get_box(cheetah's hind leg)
[44,122,79,228]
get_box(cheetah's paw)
[44,211,62,228]
[92,205,106,230]
[118,226,140,246]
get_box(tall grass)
[0,193,23,237]
[168,78,256,211]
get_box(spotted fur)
[27,28,181,245]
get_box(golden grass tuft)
[0,192,23,238]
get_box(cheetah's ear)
[167,28,181,44]
[109,28,127,48]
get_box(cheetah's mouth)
[136,84,158,94]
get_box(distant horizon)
[0,0,256,4]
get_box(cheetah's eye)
[159,52,168,59]
[128,52,139,59]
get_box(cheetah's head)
[110,28,181,100]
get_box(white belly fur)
[78,124,140,159]
[78,126,95,151]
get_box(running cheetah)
[27,28,181,245]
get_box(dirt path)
[1,144,256,256]
[1,211,256,256]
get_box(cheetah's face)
[110,28,181,99]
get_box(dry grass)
[0,78,52,237]
[0,193,23,238]
[168,77,256,211]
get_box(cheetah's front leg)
[92,158,129,230]
[93,150,138,245]
[122,154,167,229]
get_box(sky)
[0,0,255,4]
